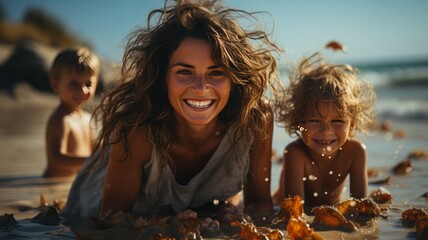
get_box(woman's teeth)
[186,100,213,109]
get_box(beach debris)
[231,215,285,240]
[335,199,360,219]
[177,217,203,240]
[30,206,61,226]
[416,217,428,240]
[38,194,65,212]
[392,159,413,175]
[0,213,18,232]
[369,176,392,185]
[407,148,428,160]
[287,217,323,240]
[367,168,379,178]
[393,129,406,139]
[95,210,138,229]
[401,208,428,228]
[369,187,392,204]
[358,198,381,218]
[376,120,406,139]
[311,205,357,232]
[272,195,304,225]
[378,120,393,132]
[334,198,381,225]
[325,41,347,52]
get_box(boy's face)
[51,69,98,110]
[299,101,352,157]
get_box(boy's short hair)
[51,47,99,80]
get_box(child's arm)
[283,141,306,200]
[101,127,152,214]
[349,141,368,199]
[243,113,274,218]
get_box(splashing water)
[308,175,317,181]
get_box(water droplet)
[313,192,318,197]
[311,161,315,165]
[339,147,343,151]
[302,177,307,181]
[262,217,266,221]
[263,167,267,171]
[299,126,305,132]
[308,175,317,181]
[338,174,341,177]
[321,154,325,157]
[329,171,333,175]
[213,199,220,205]
[324,191,328,195]
[264,177,269,182]
[284,149,288,154]
[326,146,332,152]
[224,200,229,204]
[328,156,332,159]
[384,132,393,142]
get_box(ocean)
[1,58,427,239]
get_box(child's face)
[166,37,231,126]
[299,101,352,157]
[52,69,98,110]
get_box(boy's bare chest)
[304,154,353,187]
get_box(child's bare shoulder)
[286,139,307,152]
[343,139,367,158]
[284,139,308,161]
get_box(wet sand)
[1,85,427,239]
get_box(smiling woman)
[62,0,283,227]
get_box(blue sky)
[2,0,428,66]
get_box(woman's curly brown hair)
[92,0,283,168]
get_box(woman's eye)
[177,69,192,75]
[209,70,225,77]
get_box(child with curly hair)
[273,52,376,211]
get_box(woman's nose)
[194,75,208,90]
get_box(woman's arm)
[243,114,274,219]
[101,127,152,214]
[349,141,368,199]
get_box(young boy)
[273,52,376,211]
[43,47,99,178]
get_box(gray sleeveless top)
[63,126,253,217]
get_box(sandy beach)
[1,82,427,239]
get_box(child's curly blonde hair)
[275,52,376,138]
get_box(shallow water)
[1,87,427,239]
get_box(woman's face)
[167,37,231,126]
